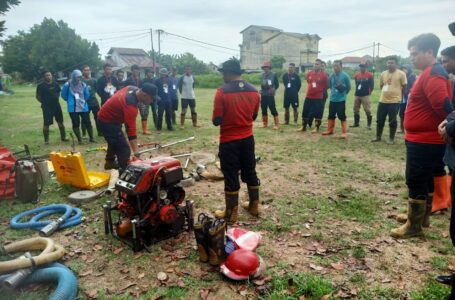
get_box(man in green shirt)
[322,60,351,138]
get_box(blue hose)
[10,204,83,234]
[22,263,78,300]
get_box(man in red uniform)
[97,83,157,172]
[299,59,329,133]
[391,33,453,239]
[212,58,261,224]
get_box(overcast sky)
[3,0,454,64]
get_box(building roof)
[284,32,321,40]
[106,47,158,69]
[341,55,373,64]
[240,25,282,33]
[108,47,149,56]
[263,32,321,43]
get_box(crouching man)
[212,58,261,224]
[97,83,157,173]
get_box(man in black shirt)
[116,70,126,90]
[282,63,301,124]
[351,64,374,129]
[36,71,68,144]
[142,68,158,129]
[96,63,119,106]
[82,65,101,137]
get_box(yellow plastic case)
[50,151,110,189]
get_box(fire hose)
[0,238,76,300]
[0,237,65,274]
[10,204,83,236]
[20,263,78,300]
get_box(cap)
[140,83,158,97]
[218,58,243,75]
[226,227,261,251]
[159,68,169,75]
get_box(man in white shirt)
[178,65,200,128]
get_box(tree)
[270,55,286,69]
[1,18,101,81]
[147,50,210,75]
[0,0,20,37]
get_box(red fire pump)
[103,157,194,251]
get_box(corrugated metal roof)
[240,25,282,33]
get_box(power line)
[320,45,375,58]
[89,32,149,43]
[379,43,408,54]
[81,28,149,35]
[163,30,239,52]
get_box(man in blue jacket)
[322,60,351,138]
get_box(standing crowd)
[34,31,455,297]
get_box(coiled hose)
[10,204,83,236]
[0,237,65,274]
[22,263,78,300]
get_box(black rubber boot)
[43,127,50,144]
[367,114,372,130]
[388,126,397,145]
[81,123,87,139]
[284,108,290,125]
[207,219,226,266]
[350,114,360,127]
[87,126,95,143]
[194,213,213,263]
[293,108,298,124]
[73,127,82,144]
[58,124,69,141]
[371,125,384,142]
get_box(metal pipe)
[2,252,33,289]
[170,153,192,159]
[137,136,195,155]
[184,157,190,169]
[102,204,109,235]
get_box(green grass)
[263,272,333,300]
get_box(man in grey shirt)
[178,65,200,128]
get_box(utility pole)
[377,42,380,59]
[156,29,164,64]
[150,28,155,69]
[372,42,376,74]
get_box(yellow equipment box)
[50,151,110,190]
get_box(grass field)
[0,80,453,299]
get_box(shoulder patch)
[431,63,449,79]
[126,87,139,106]
[222,81,257,93]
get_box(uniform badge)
[239,82,244,89]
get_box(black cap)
[218,58,244,75]
[141,83,157,97]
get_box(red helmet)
[262,60,271,69]
[220,249,265,280]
